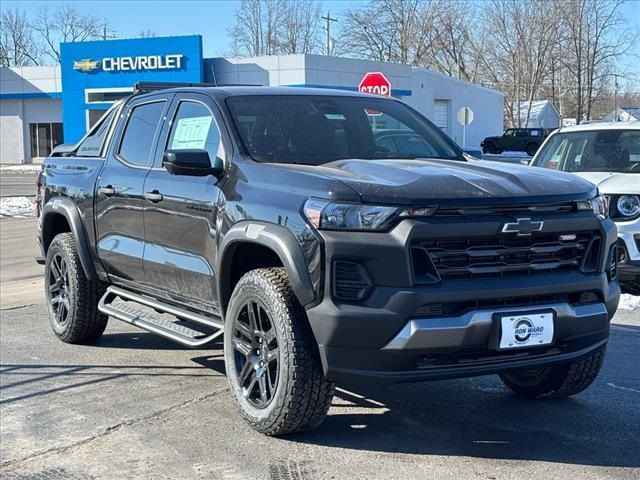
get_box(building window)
[88,109,109,129]
[85,87,133,104]
[29,123,63,158]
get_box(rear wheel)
[483,142,499,154]
[45,233,108,343]
[224,268,335,436]
[499,347,606,399]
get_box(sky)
[2,0,359,57]
[3,0,639,88]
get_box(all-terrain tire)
[224,267,335,436]
[45,233,108,343]
[499,347,606,399]
[483,142,498,154]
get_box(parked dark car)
[482,128,553,156]
[36,83,619,436]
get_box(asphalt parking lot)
[1,209,639,479]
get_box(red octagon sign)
[358,72,391,96]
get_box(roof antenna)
[210,64,218,87]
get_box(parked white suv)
[531,121,640,293]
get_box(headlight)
[578,195,608,219]
[616,195,640,217]
[303,199,399,231]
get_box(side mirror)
[163,149,224,177]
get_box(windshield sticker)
[324,113,346,120]
[170,116,212,149]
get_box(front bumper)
[306,215,620,385]
[615,217,640,281]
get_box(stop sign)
[359,72,391,96]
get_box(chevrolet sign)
[73,54,184,73]
[73,59,101,72]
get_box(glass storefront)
[29,123,64,158]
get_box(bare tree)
[558,0,637,121]
[230,0,284,56]
[340,0,433,64]
[474,0,561,126]
[0,9,40,67]
[32,5,112,63]
[280,1,322,54]
[138,30,157,38]
[230,0,323,56]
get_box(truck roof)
[135,85,385,100]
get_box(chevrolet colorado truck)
[37,83,620,436]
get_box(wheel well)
[42,213,71,253]
[220,242,283,315]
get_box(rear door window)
[118,101,166,167]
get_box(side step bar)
[98,286,224,347]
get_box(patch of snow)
[0,196,36,218]
[618,294,640,311]
[0,165,42,174]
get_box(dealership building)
[0,35,503,164]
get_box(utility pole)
[321,11,338,56]
[613,74,619,121]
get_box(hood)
[277,158,597,205]
[572,171,640,195]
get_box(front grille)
[434,202,576,217]
[413,231,599,280]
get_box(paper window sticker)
[170,116,213,149]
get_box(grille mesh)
[413,232,599,280]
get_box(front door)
[142,94,228,310]
[95,96,170,284]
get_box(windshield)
[534,129,640,173]
[226,95,461,165]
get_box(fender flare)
[40,197,97,281]
[218,222,316,308]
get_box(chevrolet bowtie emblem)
[501,217,544,236]
[73,59,101,72]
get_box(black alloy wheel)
[47,252,71,327]
[232,299,280,409]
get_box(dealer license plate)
[499,312,554,350]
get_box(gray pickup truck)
[36,83,619,435]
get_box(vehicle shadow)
[94,332,224,351]
[286,378,639,468]
[293,322,639,468]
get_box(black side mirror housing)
[163,149,224,178]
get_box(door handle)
[144,191,163,202]
[98,185,115,196]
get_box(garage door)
[433,100,449,135]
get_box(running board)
[98,286,224,347]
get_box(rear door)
[95,95,171,284]
[141,93,229,309]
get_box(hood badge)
[501,218,544,236]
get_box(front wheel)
[45,233,108,343]
[224,268,335,436]
[499,347,606,399]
